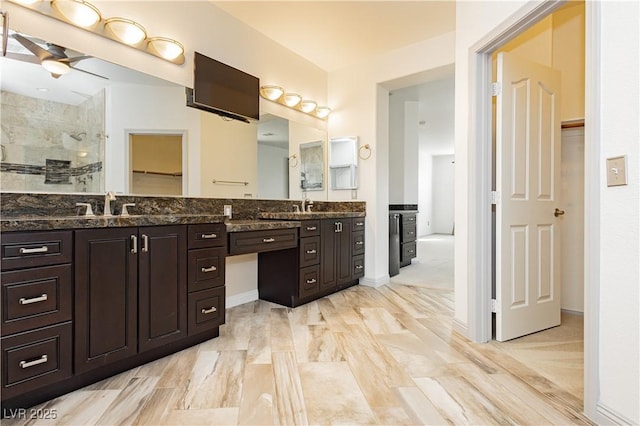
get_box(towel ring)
[288,154,298,167]
[359,144,372,160]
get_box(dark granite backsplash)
[0,192,366,220]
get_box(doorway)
[470,0,592,415]
[128,132,186,195]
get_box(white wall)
[403,102,420,204]
[388,94,405,204]
[199,113,257,199]
[597,2,639,422]
[328,32,455,286]
[432,155,455,234]
[560,127,584,313]
[257,144,288,199]
[418,150,433,236]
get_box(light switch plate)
[606,155,628,187]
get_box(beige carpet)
[390,234,454,289]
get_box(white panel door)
[495,52,562,341]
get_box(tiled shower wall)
[0,89,104,192]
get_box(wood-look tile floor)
[6,284,591,425]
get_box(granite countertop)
[0,214,226,232]
[225,220,301,233]
[258,211,366,220]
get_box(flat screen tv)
[186,52,259,123]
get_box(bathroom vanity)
[0,193,365,411]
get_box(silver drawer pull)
[201,266,217,273]
[409,250,415,253]
[19,246,48,254]
[306,278,317,284]
[19,294,48,305]
[201,233,217,239]
[263,238,275,243]
[355,222,364,226]
[306,226,317,231]
[409,232,415,235]
[355,265,364,270]
[19,355,48,369]
[201,307,217,314]
[305,249,317,254]
[355,241,364,245]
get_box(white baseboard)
[596,402,636,425]
[226,290,259,309]
[359,275,390,288]
[561,308,584,317]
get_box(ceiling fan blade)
[13,33,52,61]
[4,51,41,65]
[70,66,109,80]
[61,55,93,64]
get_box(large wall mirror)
[1,29,329,200]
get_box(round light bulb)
[283,93,302,107]
[105,18,147,45]
[300,100,317,113]
[147,37,184,60]
[51,0,101,27]
[41,59,71,75]
[315,106,331,118]
[260,85,284,101]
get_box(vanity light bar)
[259,84,332,120]
[7,0,185,64]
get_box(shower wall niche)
[1,89,104,193]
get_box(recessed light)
[36,87,50,92]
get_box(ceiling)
[211,1,456,72]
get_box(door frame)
[125,129,189,195]
[466,0,602,421]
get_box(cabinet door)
[75,228,137,374]
[320,220,338,291]
[138,226,187,353]
[336,219,353,286]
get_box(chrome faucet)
[104,191,116,216]
[301,198,313,213]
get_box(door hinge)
[491,191,500,205]
[491,299,497,313]
[491,82,502,96]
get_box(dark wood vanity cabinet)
[187,224,227,335]
[258,217,364,307]
[321,218,364,290]
[75,226,188,372]
[1,231,74,400]
[400,212,417,267]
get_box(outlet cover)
[606,155,628,187]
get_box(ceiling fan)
[6,33,106,79]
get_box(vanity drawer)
[1,322,72,400]
[402,224,417,242]
[299,265,320,300]
[1,265,72,336]
[188,287,225,335]
[402,241,417,262]
[299,236,320,268]
[188,224,226,249]
[229,228,298,255]
[352,255,365,279]
[188,248,225,292]
[352,218,365,232]
[352,231,365,256]
[401,213,417,225]
[1,231,72,271]
[299,220,321,238]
